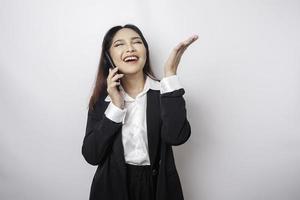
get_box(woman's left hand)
[164,34,199,77]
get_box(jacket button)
[152,169,158,176]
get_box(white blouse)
[104,75,183,166]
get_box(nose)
[126,44,136,52]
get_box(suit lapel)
[146,89,161,167]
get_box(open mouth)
[123,55,139,63]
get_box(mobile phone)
[105,52,116,69]
[105,52,121,91]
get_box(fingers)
[174,42,183,52]
[110,81,121,88]
[108,67,119,79]
[111,73,124,82]
[166,35,198,68]
[174,34,199,52]
[107,67,124,89]
[185,34,198,45]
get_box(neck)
[121,71,146,97]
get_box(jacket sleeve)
[81,101,123,166]
[160,88,191,146]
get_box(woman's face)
[109,28,147,75]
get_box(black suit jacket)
[82,88,191,200]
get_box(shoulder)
[88,94,109,117]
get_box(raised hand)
[164,34,199,77]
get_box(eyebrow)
[113,37,142,44]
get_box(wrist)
[164,71,176,77]
[112,101,125,110]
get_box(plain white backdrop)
[1,0,300,199]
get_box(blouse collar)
[104,75,160,102]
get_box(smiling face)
[108,28,147,75]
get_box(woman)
[82,24,198,200]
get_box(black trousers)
[126,163,156,200]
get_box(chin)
[125,69,143,76]
[120,64,144,75]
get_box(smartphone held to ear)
[105,52,121,91]
[105,52,116,69]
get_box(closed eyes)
[114,41,143,47]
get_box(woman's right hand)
[107,67,125,109]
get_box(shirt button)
[152,169,158,176]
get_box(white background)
[1,0,299,199]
